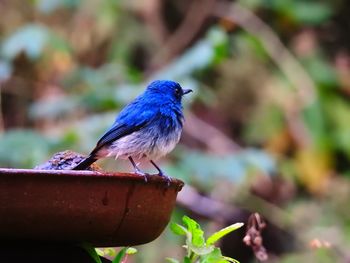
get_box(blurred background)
[1,0,350,262]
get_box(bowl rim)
[0,168,185,191]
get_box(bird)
[72,80,192,183]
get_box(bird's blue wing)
[93,123,143,151]
[90,102,159,155]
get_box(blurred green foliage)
[1,0,350,262]
[168,216,243,263]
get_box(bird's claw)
[158,172,172,187]
[134,169,149,183]
[134,166,171,186]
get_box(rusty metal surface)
[0,168,184,247]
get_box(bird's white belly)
[104,129,181,160]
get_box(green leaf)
[112,247,127,263]
[290,2,332,25]
[100,248,117,257]
[207,27,229,64]
[80,243,102,263]
[302,100,331,150]
[165,258,180,263]
[269,0,332,25]
[222,256,240,263]
[303,54,338,87]
[201,248,226,263]
[182,216,205,247]
[126,247,137,255]
[168,216,242,263]
[189,245,214,256]
[207,223,244,245]
[201,248,240,263]
[95,248,104,257]
[170,222,188,236]
[325,97,350,159]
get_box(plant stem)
[189,252,198,263]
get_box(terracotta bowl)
[0,168,184,247]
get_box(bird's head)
[145,80,192,103]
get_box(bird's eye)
[175,88,181,96]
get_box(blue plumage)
[73,80,192,182]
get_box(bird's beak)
[182,89,193,95]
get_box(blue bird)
[73,80,192,182]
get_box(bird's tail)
[72,155,97,170]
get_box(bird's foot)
[134,168,149,183]
[149,160,171,186]
[158,171,172,186]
